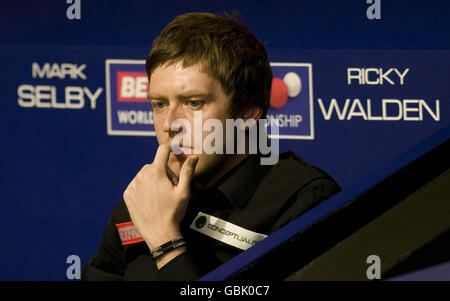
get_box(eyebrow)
[147,90,212,101]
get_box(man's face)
[148,62,232,182]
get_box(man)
[82,12,340,281]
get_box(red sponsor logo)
[116,71,149,102]
[115,221,145,245]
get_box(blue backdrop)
[0,0,449,280]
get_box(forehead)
[149,62,221,95]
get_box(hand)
[123,143,199,251]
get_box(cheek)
[153,113,163,131]
[153,115,167,141]
[201,109,228,132]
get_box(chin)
[168,154,225,185]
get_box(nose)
[162,106,184,133]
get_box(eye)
[188,100,202,108]
[151,102,167,110]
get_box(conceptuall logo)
[195,216,207,229]
[105,60,314,140]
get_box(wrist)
[147,233,187,270]
[155,245,187,270]
[144,226,182,249]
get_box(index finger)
[153,143,172,169]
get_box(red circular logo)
[270,77,288,109]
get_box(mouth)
[179,146,193,155]
[169,142,193,157]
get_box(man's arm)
[123,143,200,273]
[82,200,204,281]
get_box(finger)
[166,166,179,186]
[153,143,172,170]
[176,156,199,194]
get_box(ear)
[240,106,262,131]
[242,105,262,121]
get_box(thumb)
[177,156,199,193]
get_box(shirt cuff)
[157,251,203,281]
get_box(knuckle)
[153,165,165,174]
[123,186,131,201]
[123,180,136,201]
[183,166,193,175]
[138,164,151,175]
[143,163,157,175]
[177,190,189,201]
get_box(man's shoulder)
[257,152,341,232]
[270,151,337,183]
[247,151,340,207]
